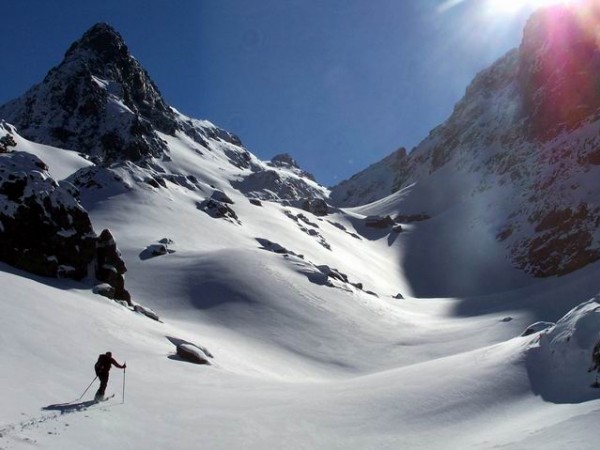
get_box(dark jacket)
[95,354,124,377]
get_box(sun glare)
[486,0,578,14]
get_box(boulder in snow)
[257,238,289,254]
[364,215,395,229]
[176,344,211,365]
[139,239,175,260]
[134,304,160,321]
[210,189,234,204]
[93,283,116,299]
[197,199,239,222]
[317,265,348,283]
[301,198,329,216]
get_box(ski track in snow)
[0,398,118,449]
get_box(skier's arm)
[110,358,126,369]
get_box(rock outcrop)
[0,152,96,279]
[0,150,131,299]
[96,229,130,303]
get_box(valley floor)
[2,260,600,450]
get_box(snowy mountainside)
[0,23,327,203]
[3,10,600,450]
[331,2,600,281]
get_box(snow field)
[2,133,600,449]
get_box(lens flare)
[486,0,578,14]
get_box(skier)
[94,352,126,401]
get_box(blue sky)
[1,0,547,185]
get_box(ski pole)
[122,364,126,404]
[74,376,98,403]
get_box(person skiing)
[94,351,126,401]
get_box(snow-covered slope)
[3,110,600,450]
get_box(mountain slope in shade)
[330,2,600,281]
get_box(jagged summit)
[64,23,127,62]
[0,22,179,162]
[271,153,299,169]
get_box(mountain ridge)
[330,2,600,280]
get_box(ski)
[94,393,115,404]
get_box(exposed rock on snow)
[364,215,395,229]
[300,198,329,216]
[256,238,290,255]
[133,304,160,321]
[0,152,97,279]
[139,239,175,260]
[316,265,349,283]
[67,165,131,195]
[284,209,332,250]
[232,168,327,202]
[93,283,115,299]
[394,213,430,223]
[197,199,239,223]
[96,228,130,303]
[327,220,362,240]
[176,344,211,365]
[0,150,134,300]
[210,189,234,204]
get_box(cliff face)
[330,3,600,278]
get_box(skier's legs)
[95,374,109,398]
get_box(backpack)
[95,354,109,376]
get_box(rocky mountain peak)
[64,22,128,64]
[271,153,299,169]
[266,152,317,182]
[0,23,177,162]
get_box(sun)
[486,0,577,14]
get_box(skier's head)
[105,351,112,358]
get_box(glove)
[123,363,127,369]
